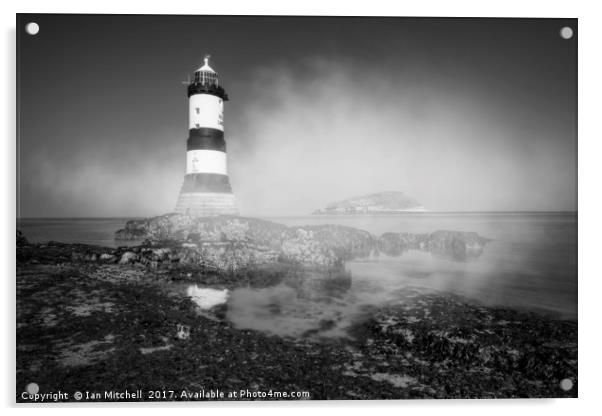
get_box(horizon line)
[16,210,578,220]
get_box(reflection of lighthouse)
[175,55,238,216]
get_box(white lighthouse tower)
[175,55,238,216]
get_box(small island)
[313,191,426,215]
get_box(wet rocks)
[118,251,138,265]
[193,242,280,272]
[425,230,490,260]
[115,215,287,248]
[378,232,428,255]
[15,237,575,400]
[351,287,578,398]
[176,324,191,340]
[114,214,489,269]
[17,230,28,247]
[280,229,338,266]
[115,216,377,268]
[99,253,117,263]
[378,230,489,260]
[17,216,491,275]
[293,225,376,261]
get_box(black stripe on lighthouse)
[187,128,226,152]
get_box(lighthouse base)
[175,173,238,217]
[175,192,238,217]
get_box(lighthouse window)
[195,107,200,114]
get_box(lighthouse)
[175,56,239,216]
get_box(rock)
[425,230,489,261]
[115,214,287,245]
[18,215,490,274]
[378,230,489,261]
[278,225,374,266]
[151,248,171,260]
[281,231,337,266]
[295,225,376,261]
[378,232,429,256]
[119,251,139,264]
[176,324,190,340]
[84,253,98,262]
[17,230,28,247]
[71,251,99,262]
[115,215,378,267]
[313,191,426,214]
[112,214,489,272]
[99,253,117,263]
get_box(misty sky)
[17,15,577,217]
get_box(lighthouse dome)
[197,60,215,73]
[194,55,218,86]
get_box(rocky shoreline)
[16,219,577,401]
[112,214,489,272]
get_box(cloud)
[19,132,182,217]
[228,58,576,215]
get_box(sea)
[17,213,577,338]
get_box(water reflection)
[208,234,491,339]
[183,213,577,340]
[193,254,572,341]
[224,267,362,339]
[186,286,229,309]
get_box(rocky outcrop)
[280,225,375,264]
[425,230,490,260]
[378,232,429,256]
[116,215,287,248]
[313,191,426,214]
[108,242,279,272]
[15,216,491,274]
[115,216,376,269]
[113,214,489,270]
[378,230,489,261]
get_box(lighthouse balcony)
[187,83,228,100]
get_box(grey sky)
[17,15,577,217]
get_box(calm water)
[17,217,142,248]
[17,213,578,338]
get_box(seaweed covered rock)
[115,215,376,267]
[378,232,429,255]
[426,230,490,260]
[378,230,490,260]
[114,214,490,268]
[17,216,490,274]
[352,287,577,398]
[17,229,28,247]
[280,225,376,266]
[181,242,280,272]
[295,225,376,260]
[116,215,287,248]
